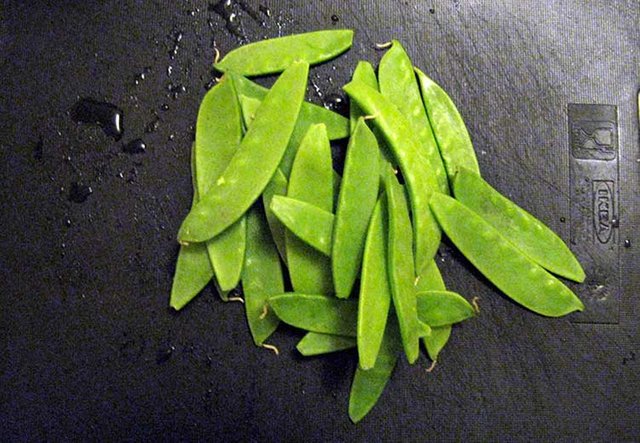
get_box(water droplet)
[560,216,566,223]
[123,139,146,154]
[259,5,271,17]
[624,239,631,248]
[70,98,124,141]
[323,93,348,115]
[156,345,175,364]
[33,136,44,160]
[611,217,619,228]
[65,219,72,228]
[331,14,339,22]
[160,103,170,111]
[68,182,93,203]
[429,7,435,14]
[167,65,173,77]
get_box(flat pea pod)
[286,124,334,294]
[261,168,289,262]
[415,260,451,362]
[415,259,446,292]
[344,80,441,274]
[384,168,422,364]
[242,206,283,346]
[379,41,449,195]
[270,195,334,256]
[269,293,358,336]
[349,61,378,131]
[214,29,354,76]
[333,118,380,298]
[296,332,356,356]
[239,94,261,129]
[429,193,585,317]
[178,61,309,242]
[357,197,392,370]
[416,290,475,327]
[453,167,585,282]
[415,67,480,182]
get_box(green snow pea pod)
[416,290,475,327]
[239,94,262,129]
[415,67,480,182]
[261,168,289,262]
[242,206,283,346]
[214,29,354,76]
[286,124,334,294]
[296,332,356,356]
[178,61,309,242]
[344,80,441,274]
[270,195,334,256]
[384,168,422,364]
[429,193,585,317]
[379,41,449,195]
[269,293,358,336]
[415,260,451,362]
[415,260,446,292]
[349,61,378,131]
[453,167,585,282]
[357,197,392,370]
[333,118,380,298]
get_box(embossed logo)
[571,121,617,160]
[592,180,614,244]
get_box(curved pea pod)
[430,193,585,317]
[358,197,392,369]
[286,124,334,294]
[214,29,354,76]
[270,195,334,256]
[333,118,380,298]
[415,67,480,182]
[268,293,358,336]
[416,290,475,327]
[415,261,451,362]
[261,168,289,262]
[453,167,585,282]
[178,61,309,243]
[379,41,449,195]
[344,80,441,274]
[170,243,214,310]
[349,61,378,131]
[242,207,283,346]
[296,332,356,356]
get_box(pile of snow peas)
[171,30,585,423]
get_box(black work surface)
[2,1,639,441]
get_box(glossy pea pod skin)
[430,193,585,317]
[178,61,309,243]
[415,260,451,361]
[332,118,380,298]
[453,167,585,282]
[415,67,480,183]
[214,29,354,76]
[296,332,356,356]
[379,41,449,195]
[343,80,441,274]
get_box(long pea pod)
[178,61,309,242]
[415,260,451,362]
[214,29,354,76]
[344,80,441,274]
[430,193,585,317]
[349,61,378,131]
[453,167,585,282]
[262,169,289,263]
[296,332,356,356]
[416,290,475,327]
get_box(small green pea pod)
[424,328,451,363]
[239,94,261,129]
[415,260,451,362]
[453,167,585,282]
[349,61,378,131]
[178,61,309,242]
[286,124,334,294]
[262,168,289,263]
[416,290,475,327]
[429,193,585,317]
[268,293,358,336]
[333,118,380,298]
[379,41,449,195]
[214,29,354,76]
[270,195,334,256]
[414,67,480,183]
[296,332,356,356]
[242,206,282,346]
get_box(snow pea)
[453,167,585,282]
[178,61,309,242]
[214,29,354,76]
[242,206,282,346]
[261,168,289,262]
[349,61,378,131]
[429,193,585,317]
[296,332,356,356]
[379,41,449,195]
[286,124,334,294]
[415,260,451,362]
[415,67,480,182]
[270,195,334,256]
[357,197,392,370]
[416,290,475,327]
[333,118,380,298]
[343,80,441,274]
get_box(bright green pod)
[242,207,282,346]
[269,293,358,336]
[415,260,451,362]
[430,193,585,317]
[349,61,378,131]
[343,80,441,274]
[415,259,446,292]
[296,332,356,356]
[333,118,380,298]
[379,41,449,195]
[415,67,480,182]
[453,167,585,282]
[262,168,289,263]
[424,327,451,363]
[416,290,475,327]
[214,29,354,76]
[357,197,392,370]
[286,124,334,294]
[239,94,261,129]
[270,195,334,256]
[178,61,309,242]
